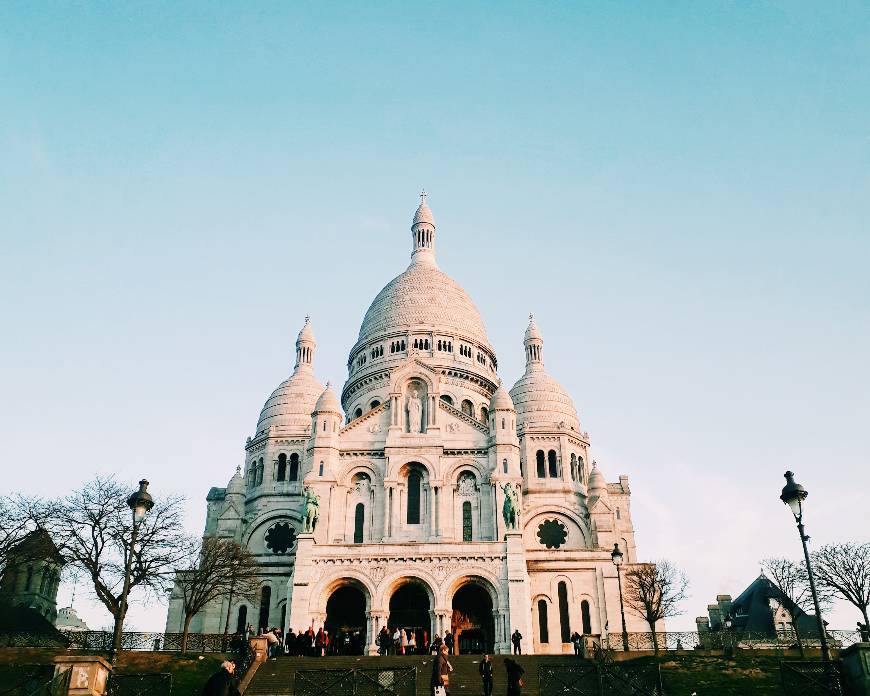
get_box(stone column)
[428,485,436,540]
[505,531,532,654]
[54,656,111,696]
[382,486,392,540]
[287,533,316,639]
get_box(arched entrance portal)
[388,582,431,653]
[452,583,495,655]
[324,585,367,655]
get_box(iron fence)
[603,630,862,652]
[0,630,235,652]
[294,668,417,696]
[107,673,173,696]
[0,666,70,696]
[780,661,844,696]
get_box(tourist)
[503,657,525,696]
[407,628,417,654]
[431,644,452,695]
[399,626,408,654]
[201,660,240,696]
[315,627,325,656]
[479,654,494,696]
[285,628,295,655]
[570,631,582,656]
[378,626,391,655]
[431,635,443,655]
[393,626,402,654]
[262,628,279,659]
[511,629,522,655]
[444,630,454,655]
[244,623,253,641]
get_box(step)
[247,654,589,696]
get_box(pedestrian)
[479,654,494,696]
[393,626,402,655]
[444,630,454,655]
[431,644,452,695]
[399,626,408,655]
[431,635,443,656]
[262,628,279,659]
[407,628,417,654]
[315,628,325,656]
[244,623,253,641]
[201,660,240,696]
[379,626,391,655]
[510,630,522,655]
[570,631,582,656]
[285,628,295,656]
[503,657,525,696]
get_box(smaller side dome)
[226,466,245,495]
[490,383,515,411]
[314,382,342,415]
[297,315,315,343]
[587,461,607,497]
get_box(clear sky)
[1,2,868,633]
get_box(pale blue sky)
[1,2,868,632]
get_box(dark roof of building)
[730,575,818,636]
[0,599,68,644]
[206,487,227,502]
[8,529,64,564]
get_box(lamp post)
[611,543,630,652]
[724,613,734,657]
[779,471,839,691]
[111,479,154,661]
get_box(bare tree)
[623,560,689,653]
[52,476,186,656]
[812,542,870,630]
[171,536,260,651]
[761,557,826,657]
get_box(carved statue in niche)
[407,389,424,433]
[458,473,477,497]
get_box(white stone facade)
[165,198,651,653]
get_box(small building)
[697,574,818,637]
[55,606,91,632]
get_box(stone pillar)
[428,485,436,540]
[286,533,316,637]
[841,643,870,696]
[54,656,111,696]
[505,531,532,654]
[382,485,392,540]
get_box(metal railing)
[603,630,862,652]
[0,630,238,653]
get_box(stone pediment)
[340,401,390,436]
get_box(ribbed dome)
[587,462,607,497]
[357,262,491,349]
[226,466,245,495]
[509,370,581,431]
[490,383,515,411]
[314,382,342,414]
[256,370,323,434]
[413,202,435,226]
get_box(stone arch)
[339,461,381,487]
[444,571,502,610]
[386,455,438,482]
[311,572,376,616]
[448,573,500,654]
[243,511,302,550]
[377,570,438,608]
[444,458,487,483]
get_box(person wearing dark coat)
[201,661,240,696]
[510,630,522,655]
[431,645,452,694]
[504,657,525,696]
[479,654,494,696]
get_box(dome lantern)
[524,314,544,372]
[295,316,316,373]
[410,190,437,267]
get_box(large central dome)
[355,197,492,351]
[357,263,490,348]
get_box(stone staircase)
[246,654,588,696]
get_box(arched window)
[536,450,546,478]
[616,508,621,520]
[558,581,571,643]
[480,406,489,423]
[407,470,422,524]
[570,454,576,481]
[256,459,264,486]
[538,600,549,643]
[258,586,271,631]
[236,605,248,633]
[548,450,558,478]
[503,459,508,474]
[289,453,299,481]
[354,503,365,543]
[581,600,592,635]
[277,454,287,481]
[318,461,324,476]
[354,408,363,419]
[462,501,472,541]
[461,400,474,417]
[370,400,381,409]
[578,456,585,482]
[440,395,453,406]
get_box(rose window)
[537,519,568,549]
[265,522,297,554]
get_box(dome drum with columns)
[165,195,650,653]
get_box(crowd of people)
[251,624,367,657]
[430,647,526,696]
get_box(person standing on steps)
[431,644,453,695]
[479,654,494,696]
[570,631,582,656]
[503,657,525,696]
[511,629,522,655]
[444,630,454,655]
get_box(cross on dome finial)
[304,315,310,324]
[420,189,428,204]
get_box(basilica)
[165,197,648,654]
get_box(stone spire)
[294,316,316,373]
[523,314,544,372]
[410,190,437,266]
